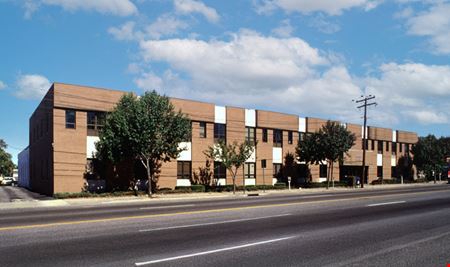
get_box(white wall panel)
[391,156,397,167]
[216,178,226,186]
[377,154,383,166]
[86,136,100,158]
[361,126,368,139]
[176,179,191,187]
[215,105,226,124]
[392,130,397,142]
[177,142,192,161]
[298,117,306,133]
[272,147,283,164]
[245,148,256,163]
[245,178,256,186]
[245,109,256,127]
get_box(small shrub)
[191,185,206,192]
[274,182,287,189]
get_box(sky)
[1,0,450,163]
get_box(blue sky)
[1,0,450,163]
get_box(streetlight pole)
[354,95,377,188]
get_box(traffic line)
[0,188,447,232]
[139,204,195,210]
[134,236,296,266]
[139,213,291,232]
[367,201,406,207]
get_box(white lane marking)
[367,201,406,207]
[329,231,450,267]
[134,236,295,266]
[139,213,291,232]
[139,204,195,210]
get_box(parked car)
[1,177,14,186]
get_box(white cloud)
[109,15,189,41]
[27,0,138,17]
[0,81,6,90]
[23,0,40,19]
[254,0,382,16]
[174,0,220,23]
[308,15,341,34]
[137,30,365,119]
[365,62,450,125]
[108,21,139,41]
[15,74,51,100]
[145,14,189,39]
[404,3,450,54]
[407,110,448,124]
[272,19,294,37]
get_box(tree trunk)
[146,158,152,197]
[331,161,334,188]
[326,160,331,190]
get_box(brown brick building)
[28,83,418,195]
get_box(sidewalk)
[0,181,447,210]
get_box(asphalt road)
[0,184,449,267]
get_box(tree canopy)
[296,121,356,189]
[412,134,448,180]
[204,140,254,194]
[0,139,14,177]
[96,91,191,196]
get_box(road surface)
[0,184,449,266]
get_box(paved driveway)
[0,186,50,202]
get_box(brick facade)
[28,83,419,195]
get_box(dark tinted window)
[65,110,76,129]
[177,161,191,179]
[214,123,226,142]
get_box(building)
[18,147,30,188]
[28,83,418,195]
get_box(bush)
[53,191,146,199]
[371,178,399,185]
[302,181,348,188]
[274,182,287,189]
[191,185,206,192]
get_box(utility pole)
[353,95,377,188]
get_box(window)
[362,139,369,150]
[273,129,283,147]
[391,167,398,178]
[377,140,383,153]
[177,161,191,179]
[405,144,410,154]
[320,164,327,178]
[299,132,305,142]
[214,162,226,179]
[399,143,403,153]
[65,110,76,129]
[245,127,256,145]
[199,122,207,138]
[288,131,293,144]
[377,166,383,178]
[392,142,397,155]
[87,111,105,132]
[244,163,256,179]
[214,123,226,142]
[386,141,390,152]
[262,129,268,142]
[371,140,375,151]
[273,163,282,178]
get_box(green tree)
[412,135,445,181]
[96,91,191,196]
[204,140,254,194]
[0,139,14,177]
[296,121,356,189]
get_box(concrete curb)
[0,182,447,210]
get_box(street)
[0,184,449,266]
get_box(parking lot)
[0,186,50,202]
